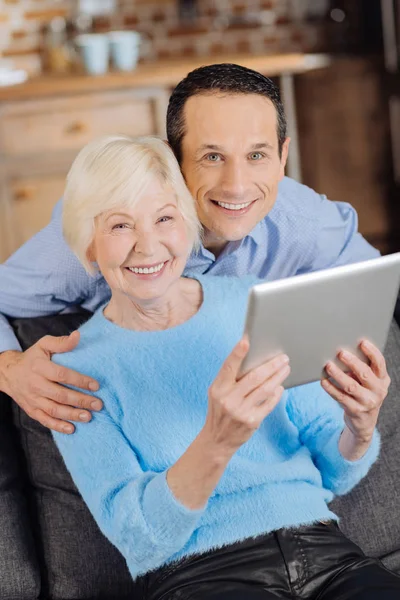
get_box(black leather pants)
[139,521,400,600]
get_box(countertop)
[0,53,331,102]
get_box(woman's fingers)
[212,336,250,392]
[237,353,290,397]
[244,363,290,407]
[253,385,285,423]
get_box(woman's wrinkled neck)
[103,277,203,332]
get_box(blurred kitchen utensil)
[75,33,110,75]
[108,31,141,71]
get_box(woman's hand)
[322,340,390,444]
[321,339,390,460]
[204,336,290,456]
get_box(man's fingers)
[31,408,76,435]
[34,357,100,394]
[31,396,93,425]
[38,331,80,356]
[42,378,103,411]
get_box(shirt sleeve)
[0,200,97,353]
[310,196,380,271]
[286,382,380,496]
[52,390,204,577]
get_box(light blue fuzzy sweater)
[52,275,380,579]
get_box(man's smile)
[210,199,257,216]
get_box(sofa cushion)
[0,392,41,600]
[11,311,139,600]
[330,319,400,573]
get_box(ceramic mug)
[108,31,142,71]
[75,33,110,75]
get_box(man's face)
[180,93,289,254]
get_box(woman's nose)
[134,230,157,256]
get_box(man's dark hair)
[166,63,287,164]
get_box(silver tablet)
[239,253,400,387]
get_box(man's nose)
[219,160,250,199]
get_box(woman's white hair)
[63,134,202,274]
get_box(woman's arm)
[286,382,380,496]
[52,402,205,577]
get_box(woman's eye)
[249,152,264,160]
[112,223,129,230]
[206,154,221,162]
[158,216,172,223]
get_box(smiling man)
[0,63,388,434]
[180,92,288,255]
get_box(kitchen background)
[0,0,399,262]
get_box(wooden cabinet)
[296,58,392,254]
[0,86,169,262]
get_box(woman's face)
[89,179,191,304]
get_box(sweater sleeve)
[52,393,204,577]
[286,382,380,496]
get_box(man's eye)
[206,154,221,162]
[249,152,264,160]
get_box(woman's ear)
[86,241,95,263]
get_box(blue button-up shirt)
[0,177,379,352]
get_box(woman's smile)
[125,261,168,278]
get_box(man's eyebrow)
[251,142,274,151]
[196,144,224,154]
[195,142,274,155]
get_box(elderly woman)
[52,135,400,600]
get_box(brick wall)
[0,0,329,74]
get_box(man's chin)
[204,222,256,247]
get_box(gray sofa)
[1,312,400,600]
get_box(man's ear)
[279,137,291,180]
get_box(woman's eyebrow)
[156,203,177,213]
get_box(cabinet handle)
[13,186,35,201]
[64,121,87,135]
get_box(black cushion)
[0,391,41,600]
[10,311,139,600]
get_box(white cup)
[75,33,110,75]
[108,31,141,71]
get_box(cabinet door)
[3,173,66,259]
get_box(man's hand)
[321,339,390,456]
[0,331,102,434]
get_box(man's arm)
[0,200,103,429]
[0,200,99,353]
